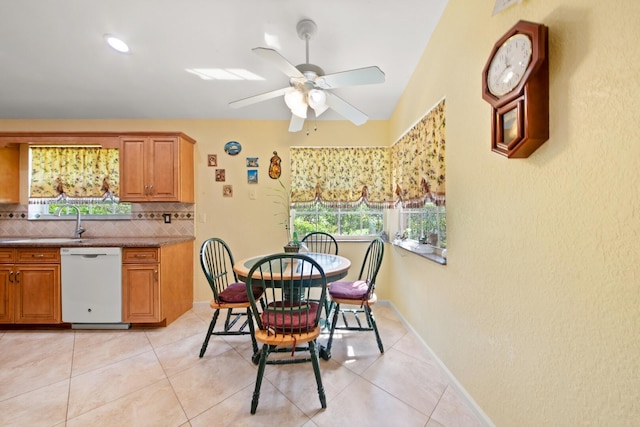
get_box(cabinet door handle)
[8,271,13,283]
[154,270,158,281]
[148,185,153,195]
[31,253,45,258]
[144,185,149,195]
[134,254,150,258]
[14,271,20,283]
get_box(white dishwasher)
[61,247,130,329]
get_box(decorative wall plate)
[224,141,242,156]
[269,151,281,179]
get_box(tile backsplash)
[0,203,194,238]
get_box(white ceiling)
[0,0,448,124]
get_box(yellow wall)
[388,0,640,425]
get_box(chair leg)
[323,299,335,330]
[199,309,220,358]
[251,344,270,414]
[246,307,259,357]
[309,340,327,408]
[365,305,384,354]
[320,303,340,361]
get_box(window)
[28,146,131,220]
[289,146,390,240]
[293,203,384,239]
[399,203,446,249]
[29,200,131,220]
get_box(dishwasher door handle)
[67,253,110,258]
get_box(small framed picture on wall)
[247,169,258,184]
[208,154,217,167]
[223,185,233,197]
[215,169,226,182]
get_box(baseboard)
[378,300,496,427]
[193,301,209,310]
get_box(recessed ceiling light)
[104,34,130,53]
[185,68,264,81]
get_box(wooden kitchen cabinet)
[122,247,160,323]
[122,241,193,325]
[119,133,195,202]
[0,146,20,203]
[0,248,61,324]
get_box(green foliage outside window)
[293,203,384,237]
[48,202,131,216]
[402,203,447,248]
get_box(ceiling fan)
[229,19,385,132]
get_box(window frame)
[292,202,386,241]
[27,146,131,220]
[394,203,447,264]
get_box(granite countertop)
[0,235,195,248]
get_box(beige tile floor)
[0,304,484,427]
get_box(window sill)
[392,239,447,265]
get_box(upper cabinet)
[119,133,195,202]
[0,146,20,203]
[0,131,196,204]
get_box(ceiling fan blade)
[324,92,368,126]
[252,47,304,78]
[315,66,385,89]
[289,114,305,132]
[229,87,288,109]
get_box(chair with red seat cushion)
[301,231,339,327]
[199,237,263,358]
[320,237,384,361]
[245,253,328,414]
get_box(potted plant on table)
[271,179,300,252]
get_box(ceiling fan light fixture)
[308,89,326,107]
[284,88,307,117]
[308,89,328,116]
[311,103,329,117]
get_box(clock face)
[487,33,533,97]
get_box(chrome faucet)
[55,204,85,238]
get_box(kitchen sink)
[1,237,84,244]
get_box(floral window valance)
[290,147,394,208]
[30,147,119,198]
[391,98,446,207]
[290,99,445,209]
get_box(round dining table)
[233,252,351,285]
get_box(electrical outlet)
[163,213,171,224]
[249,189,257,200]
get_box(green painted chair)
[199,237,262,359]
[320,237,385,361]
[245,253,328,414]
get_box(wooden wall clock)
[482,20,549,158]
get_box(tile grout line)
[64,330,76,424]
[146,329,191,425]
